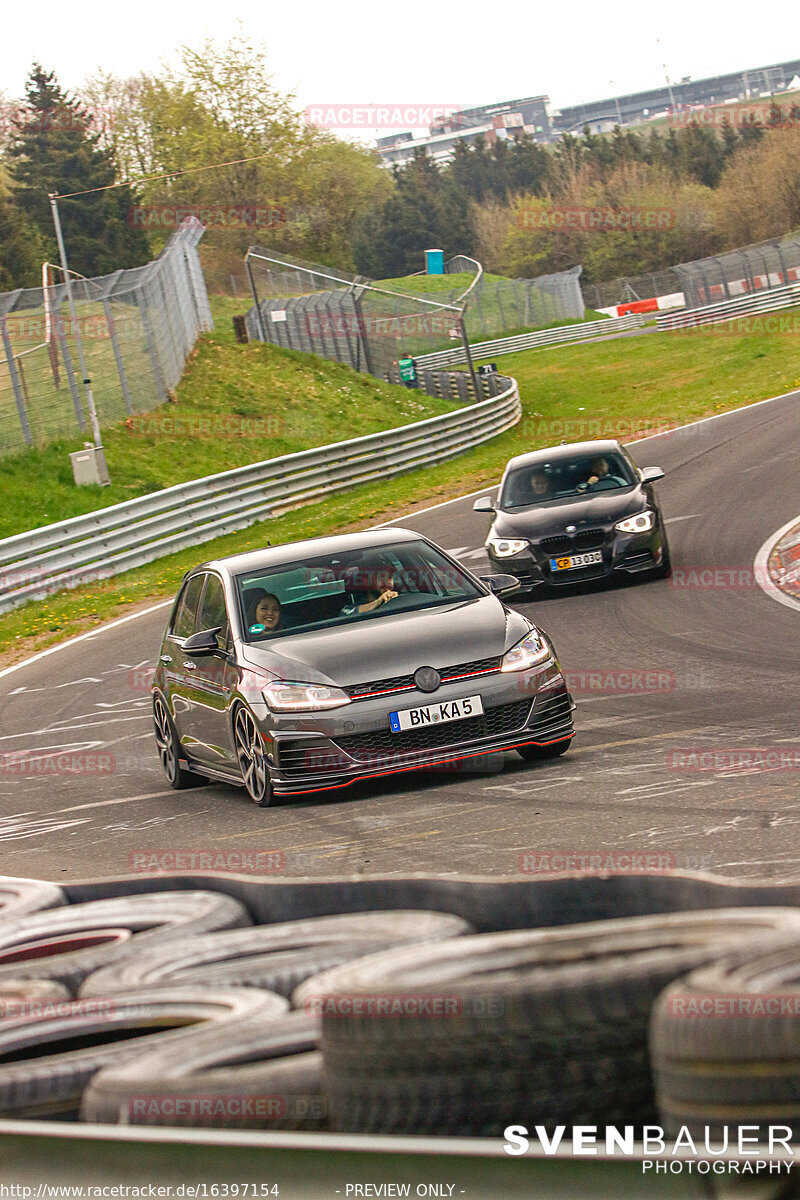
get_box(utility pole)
[49,192,110,484]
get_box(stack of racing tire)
[1,872,799,1138]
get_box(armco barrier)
[413,312,645,370]
[0,375,520,614]
[656,282,800,330]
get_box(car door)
[181,573,239,772]
[163,572,207,751]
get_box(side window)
[197,575,230,649]
[171,574,205,639]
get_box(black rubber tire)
[651,533,672,580]
[516,738,571,762]
[0,979,71,1015]
[295,908,800,1136]
[79,910,473,998]
[0,891,250,994]
[0,987,287,1119]
[82,1011,325,1130]
[153,693,207,790]
[233,705,273,807]
[650,941,800,1138]
[0,876,65,920]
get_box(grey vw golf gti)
[152,530,575,806]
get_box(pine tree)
[0,189,48,289]
[7,64,151,277]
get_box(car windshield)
[500,452,636,509]
[235,541,484,641]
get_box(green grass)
[3,309,799,664]
[376,271,509,295]
[0,295,459,538]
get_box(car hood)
[239,596,531,687]
[491,486,647,536]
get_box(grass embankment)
[0,296,459,537]
[2,311,799,664]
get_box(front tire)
[517,739,571,762]
[153,695,206,790]
[234,706,274,807]
[652,534,672,579]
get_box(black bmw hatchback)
[474,439,670,590]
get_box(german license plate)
[389,694,483,733]
[550,551,603,571]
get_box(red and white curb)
[755,516,800,615]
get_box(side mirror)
[480,574,521,598]
[473,496,495,514]
[182,627,222,656]
[640,466,665,483]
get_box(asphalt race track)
[2,393,800,883]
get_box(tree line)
[2,39,800,294]
[355,104,800,282]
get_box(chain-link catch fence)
[0,217,212,460]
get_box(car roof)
[503,440,625,472]
[193,527,429,577]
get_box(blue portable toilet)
[426,248,444,275]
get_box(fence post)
[54,316,87,430]
[0,316,33,446]
[350,283,374,376]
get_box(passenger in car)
[246,589,282,632]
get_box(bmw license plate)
[550,551,603,571]
[389,694,483,733]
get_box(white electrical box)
[70,445,110,486]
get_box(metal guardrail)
[0,375,520,614]
[413,311,646,370]
[656,282,800,329]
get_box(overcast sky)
[3,0,799,139]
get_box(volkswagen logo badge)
[565,525,577,533]
[414,666,441,693]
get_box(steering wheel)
[378,592,419,612]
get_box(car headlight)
[500,629,552,672]
[488,538,529,558]
[615,511,655,534]
[263,681,351,712]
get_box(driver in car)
[340,564,399,616]
[529,470,553,500]
[584,456,625,488]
